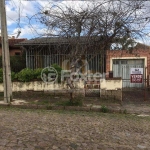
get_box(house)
[0,36,26,56]
[17,37,104,73]
[106,44,150,87]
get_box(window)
[113,60,119,64]
[121,60,127,64]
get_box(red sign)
[130,74,142,83]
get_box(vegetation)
[17,68,35,82]
[0,54,26,73]
[56,99,83,106]
[10,54,26,73]
[51,64,62,83]
[0,69,17,82]
[33,68,43,80]
[101,105,109,113]
[0,64,62,82]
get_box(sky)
[2,0,88,40]
[1,0,150,45]
[4,0,51,39]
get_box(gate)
[112,59,150,102]
[121,63,146,102]
[122,70,150,103]
[113,59,144,88]
[122,64,144,88]
[84,81,100,97]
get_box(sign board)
[130,68,143,83]
[130,68,143,74]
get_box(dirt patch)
[11,91,121,106]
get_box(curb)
[0,103,147,115]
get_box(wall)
[0,79,122,100]
[101,89,122,101]
[106,49,150,75]
[100,78,122,90]
[0,80,85,92]
[9,49,22,56]
[0,47,23,56]
[0,38,26,56]
[100,78,122,101]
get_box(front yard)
[11,91,120,106]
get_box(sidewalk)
[0,99,150,116]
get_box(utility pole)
[0,0,12,103]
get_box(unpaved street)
[0,108,150,150]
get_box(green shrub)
[33,68,43,80]
[11,71,18,81]
[10,55,26,73]
[101,105,109,113]
[0,69,17,82]
[51,64,62,73]
[40,64,62,83]
[0,63,62,83]
[17,68,34,82]
[0,54,26,73]
[51,64,62,83]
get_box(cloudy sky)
[3,0,88,40]
[4,0,51,39]
[1,0,150,45]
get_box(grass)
[7,91,122,107]
[0,106,150,122]
[101,105,109,113]
[29,99,51,105]
[55,96,83,106]
[55,100,83,106]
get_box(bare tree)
[29,0,150,102]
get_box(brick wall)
[0,47,23,56]
[0,37,26,56]
[106,49,150,74]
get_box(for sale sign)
[130,68,143,83]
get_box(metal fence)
[122,78,150,103]
[111,59,150,103]
[26,47,104,74]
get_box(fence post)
[147,75,149,87]
[144,67,147,101]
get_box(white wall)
[100,78,122,90]
[0,79,122,92]
[0,80,85,92]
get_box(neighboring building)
[17,37,104,73]
[0,36,26,56]
[106,45,150,87]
